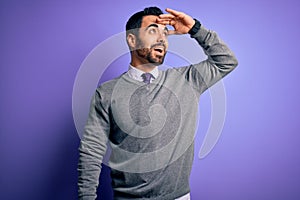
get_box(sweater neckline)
[122,70,163,85]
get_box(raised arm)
[158,8,238,93]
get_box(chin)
[149,59,164,66]
[151,62,162,66]
[148,55,166,66]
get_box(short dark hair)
[126,7,163,36]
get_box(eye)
[163,31,168,37]
[149,28,157,34]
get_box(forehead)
[141,15,165,29]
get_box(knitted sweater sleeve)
[78,88,110,200]
[176,25,238,94]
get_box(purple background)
[1,0,300,199]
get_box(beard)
[136,41,167,66]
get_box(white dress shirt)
[127,65,159,83]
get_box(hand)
[157,8,195,35]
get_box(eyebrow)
[145,23,169,32]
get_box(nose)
[157,29,167,43]
[158,37,164,43]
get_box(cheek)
[137,36,156,47]
[137,40,148,49]
[136,48,151,58]
[165,38,169,47]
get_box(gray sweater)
[78,25,238,200]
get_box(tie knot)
[141,73,153,84]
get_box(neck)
[130,54,158,73]
[130,62,157,73]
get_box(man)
[78,6,238,200]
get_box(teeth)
[154,46,164,53]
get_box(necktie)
[141,73,153,84]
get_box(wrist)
[188,18,201,35]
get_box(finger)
[156,19,174,26]
[158,13,175,19]
[165,8,182,17]
[156,19,169,25]
[169,19,176,26]
[167,30,179,35]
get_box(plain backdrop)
[1,0,300,199]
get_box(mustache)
[150,43,166,49]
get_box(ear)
[127,33,136,50]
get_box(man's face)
[135,15,169,66]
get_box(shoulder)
[96,74,124,94]
[163,65,195,77]
[94,74,126,101]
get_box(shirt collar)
[127,65,159,83]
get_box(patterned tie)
[141,73,153,84]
